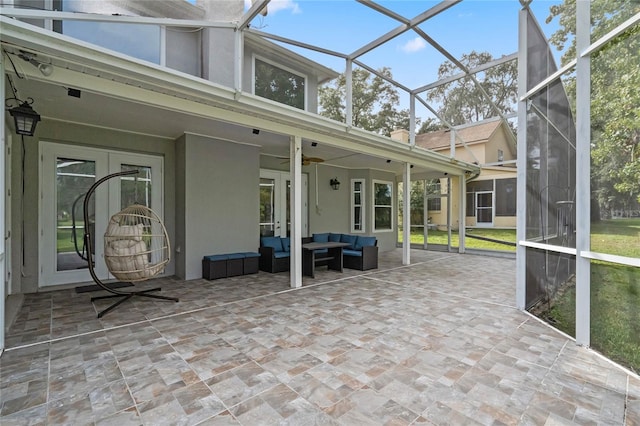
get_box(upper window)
[373,180,393,232]
[351,179,365,233]
[254,57,306,110]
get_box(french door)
[40,143,163,287]
[259,170,307,238]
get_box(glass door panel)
[260,177,276,237]
[56,158,95,272]
[120,164,152,208]
[259,170,307,238]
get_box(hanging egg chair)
[83,170,178,318]
[104,204,170,282]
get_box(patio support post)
[402,162,411,265]
[346,59,353,127]
[458,175,465,253]
[515,6,528,310]
[234,28,244,92]
[289,135,303,288]
[0,53,5,351]
[574,0,591,346]
[409,94,416,146]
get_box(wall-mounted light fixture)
[5,74,41,137]
[9,101,41,136]
[330,177,340,190]
[18,51,53,77]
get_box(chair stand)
[90,286,178,318]
[83,170,179,318]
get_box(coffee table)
[301,241,351,278]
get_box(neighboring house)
[0,0,478,341]
[392,118,517,229]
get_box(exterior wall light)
[330,178,340,190]
[9,100,41,136]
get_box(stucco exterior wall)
[175,133,260,280]
[307,165,351,235]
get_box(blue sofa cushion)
[281,237,291,252]
[240,252,261,258]
[273,251,290,259]
[343,249,362,257]
[340,234,357,249]
[315,248,329,255]
[227,253,245,260]
[355,236,377,250]
[261,236,283,252]
[313,233,330,243]
[204,254,228,261]
[328,233,342,242]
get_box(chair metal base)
[91,287,179,318]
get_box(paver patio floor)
[2,250,639,425]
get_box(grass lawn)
[398,228,516,252]
[545,218,640,373]
[57,220,85,253]
[591,218,640,258]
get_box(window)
[254,57,306,110]
[373,180,393,231]
[498,149,504,163]
[495,178,516,216]
[351,179,365,233]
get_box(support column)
[346,59,353,127]
[234,29,244,93]
[409,94,416,146]
[515,7,529,310]
[289,136,303,288]
[0,53,5,351]
[575,0,591,346]
[458,175,466,253]
[402,163,411,265]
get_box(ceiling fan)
[280,154,325,166]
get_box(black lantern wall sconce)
[330,177,340,190]
[5,74,41,137]
[8,100,41,136]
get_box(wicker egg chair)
[84,170,178,318]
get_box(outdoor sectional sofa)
[259,233,378,273]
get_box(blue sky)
[243,0,562,84]
[237,0,564,114]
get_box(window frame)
[372,179,394,232]
[350,178,365,233]
[252,54,308,110]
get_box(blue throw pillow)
[313,233,330,243]
[355,236,377,250]
[281,237,291,252]
[328,233,342,242]
[261,236,283,252]
[340,234,357,249]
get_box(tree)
[547,1,640,214]
[417,118,445,134]
[425,51,518,126]
[319,67,417,136]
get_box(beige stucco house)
[393,118,517,230]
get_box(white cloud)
[246,0,301,15]
[269,0,301,14]
[400,37,427,53]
